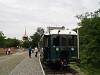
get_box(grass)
[70,63,87,75]
[70,63,100,75]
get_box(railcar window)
[53,36,60,46]
[44,36,48,47]
[61,36,66,46]
[68,35,74,46]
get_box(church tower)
[22,28,28,41]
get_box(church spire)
[25,28,26,36]
[22,28,28,41]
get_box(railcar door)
[51,35,60,60]
[60,35,69,61]
[43,35,50,61]
[51,35,68,60]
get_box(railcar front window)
[61,36,66,46]
[53,36,60,46]
[68,35,74,46]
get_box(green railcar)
[40,27,80,66]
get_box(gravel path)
[0,51,28,75]
[9,52,44,75]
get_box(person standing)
[8,47,11,55]
[35,47,38,57]
[28,46,32,58]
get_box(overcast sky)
[0,0,100,40]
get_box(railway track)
[41,60,79,75]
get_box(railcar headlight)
[56,48,59,51]
[71,47,74,51]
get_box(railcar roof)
[44,29,77,35]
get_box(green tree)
[0,31,20,48]
[0,31,5,47]
[31,32,41,48]
[4,38,20,48]
[30,27,44,48]
[76,9,100,75]
[37,27,44,36]
[22,41,30,48]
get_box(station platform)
[9,52,45,75]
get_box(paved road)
[0,50,28,75]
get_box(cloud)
[0,0,99,39]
